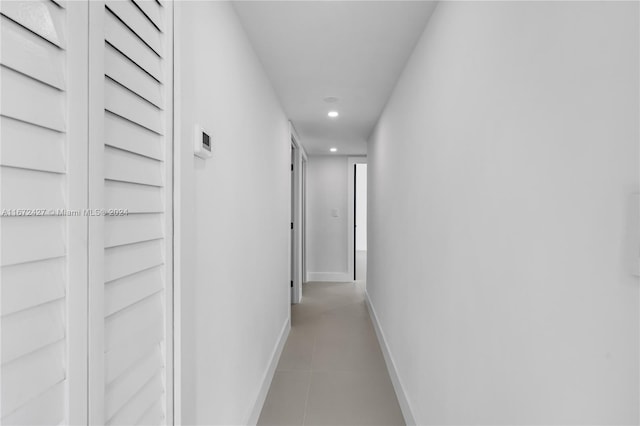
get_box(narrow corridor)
[258,283,404,426]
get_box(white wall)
[306,156,349,281]
[176,2,290,424]
[356,163,368,251]
[368,2,639,425]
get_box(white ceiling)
[233,1,437,156]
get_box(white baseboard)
[245,317,291,426]
[365,292,417,426]
[307,272,350,282]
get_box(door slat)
[0,66,65,132]
[105,43,163,109]
[0,16,65,89]
[0,379,65,426]
[104,145,164,188]
[0,0,66,48]
[104,180,164,213]
[132,0,163,33]
[105,10,162,82]
[1,167,65,212]
[104,111,163,160]
[1,216,66,267]
[1,341,66,416]
[105,326,163,385]
[104,240,164,283]
[1,258,66,316]
[105,77,163,135]
[104,348,163,421]
[106,1,162,57]
[105,265,164,317]
[1,299,65,365]
[0,116,66,173]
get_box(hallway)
[258,283,404,426]
[0,1,637,424]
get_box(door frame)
[87,2,106,421]
[66,1,90,423]
[172,0,185,423]
[290,123,307,304]
[347,156,367,282]
[301,156,307,287]
[163,2,176,423]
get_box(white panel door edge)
[65,2,90,424]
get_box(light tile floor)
[257,282,405,426]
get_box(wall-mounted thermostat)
[194,125,213,159]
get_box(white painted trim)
[290,123,305,304]
[289,122,309,285]
[163,2,176,424]
[245,318,291,426]
[301,157,307,284]
[307,272,350,282]
[87,2,106,422]
[365,292,417,426]
[172,0,183,424]
[65,2,89,423]
[290,121,308,160]
[354,250,367,284]
[347,157,367,282]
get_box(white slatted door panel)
[0,1,86,425]
[91,1,172,425]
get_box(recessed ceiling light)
[330,147,337,152]
[324,96,339,103]
[328,111,339,118]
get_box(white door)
[0,1,89,424]
[0,1,174,424]
[89,1,173,424]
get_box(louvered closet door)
[88,1,173,425]
[0,1,88,425]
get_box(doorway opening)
[347,157,367,283]
[354,163,367,281]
